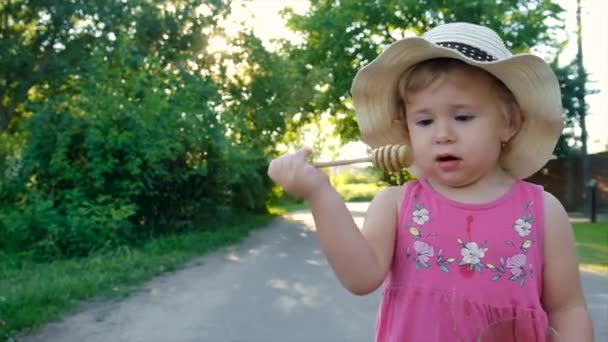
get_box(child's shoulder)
[374,179,421,199]
[370,180,423,214]
[370,182,413,211]
[520,181,567,217]
[541,189,569,224]
[523,183,572,246]
[373,183,406,202]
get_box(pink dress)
[375,179,549,342]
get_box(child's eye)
[455,113,475,122]
[416,119,433,126]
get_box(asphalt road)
[17,204,608,342]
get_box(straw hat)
[351,22,563,179]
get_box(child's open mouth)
[436,154,462,171]
[436,155,460,162]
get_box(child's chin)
[431,174,476,188]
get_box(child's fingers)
[267,147,329,198]
[267,156,284,181]
[296,147,313,161]
[291,148,312,171]
[267,148,314,181]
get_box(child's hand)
[267,148,331,200]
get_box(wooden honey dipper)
[313,144,412,172]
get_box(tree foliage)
[0,0,230,131]
[282,0,569,143]
[0,0,296,258]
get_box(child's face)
[405,68,517,187]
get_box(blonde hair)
[395,58,520,134]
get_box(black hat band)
[436,41,497,62]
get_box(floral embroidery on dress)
[436,249,456,273]
[405,196,455,272]
[486,201,536,286]
[413,205,430,225]
[454,215,488,273]
[506,254,527,278]
[412,240,434,269]
[514,218,532,237]
[457,239,488,273]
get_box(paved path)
[17,204,608,342]
[583,271,608,340]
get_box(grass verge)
[0,213,278,340]
[572,222,608,274]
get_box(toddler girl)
[268,22,593,341]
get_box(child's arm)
[268,148,399,295]
[541,191,593,341]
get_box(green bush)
[331,168,382,201]
[336,183,380,202]
[0,47,272,259]
[331,167,415,201]
[332,168,381,186]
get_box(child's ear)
[503,105,522,142]
[395,102,410,140]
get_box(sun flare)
[207,35,229,53]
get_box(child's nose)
[434,120,455,144]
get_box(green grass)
[572,222,608,273]
[336,183,380,202]
[0,213,278,340]
[268,195,307,213]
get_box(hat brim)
[351,37,563,179]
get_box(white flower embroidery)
[514,218,532,237]
[413,208,430,225]
[460,242,487,265]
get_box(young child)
[267,22,593,341]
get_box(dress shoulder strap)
[521,181,546,267]
[396,180,421,232]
